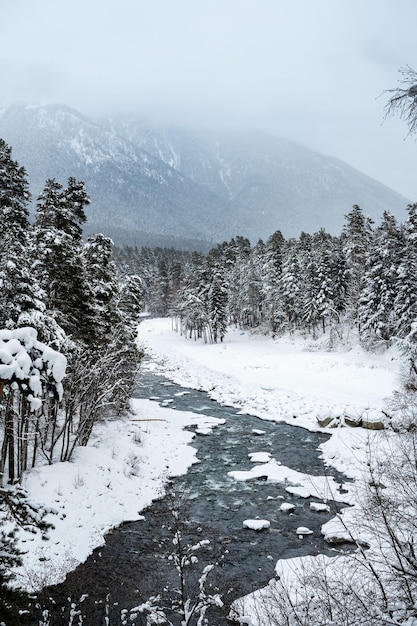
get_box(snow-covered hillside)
[0,103,409,248]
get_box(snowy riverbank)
[14,318,401,597]
[138,318,400,477]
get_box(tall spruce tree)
[359,211,403,345]
[118,274,143,324]
[34,177,90,340]
[303,229,335,334]
[225,236,252,328]
[302,230,335,335]
[280,239,302,331]
[82,233,119,347]
[343,204,373,327]
[0,139,44,329]
[394,203,417,347]
[208,265,228,343]
[263,231,285,335]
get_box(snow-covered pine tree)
[208,264,228,343]
[224,236,253,328]
[33,178,65,296]
[63,176,90,239]
[394,203,417,352]
[343,204,373,328]
[328,234,347,322]
[82,233,119,347]
[302,229,335,336]
[359,211,403,346]
[241,252,263,329]
[147,258,171,316]
[262,230,285,335]
[280,239,302,332]
[171,249,210,340]
[118,274,143,324]
[0,139,44,329]
[33,177,90,341]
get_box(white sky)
[1,0,417,199]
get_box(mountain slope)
[0,104,228,248]
[110,119,410,236]
[0,104,409,248]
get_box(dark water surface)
[24,362,351,625]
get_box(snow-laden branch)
[0,327,67,408]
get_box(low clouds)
[1,0,417,200]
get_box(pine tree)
[302,230,335,335]
[280,239,302,331]
[0,139,44,329]
[118,274,143,324]
[82,233,119,347]
[343,204,373,326]
[33,177,90,340]
[394,203,417,349]
[359,211,403,345]
[147,258,171,316]
[176,254,210,341]
[263,231,285,334]
[208,265,228,343]
[225,236,253,328]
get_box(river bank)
[12,318,401,614]
[138,318,400,478]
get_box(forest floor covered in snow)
[13,318,403,616]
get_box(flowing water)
[25,362,351,625]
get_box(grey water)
[26,361,351,625]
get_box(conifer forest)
[116,202,417,355]
[0,139,143,621]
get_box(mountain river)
[25,360,352,625]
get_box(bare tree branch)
[384,65,417,136]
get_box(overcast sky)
[2,0,417,200]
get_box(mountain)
[0,103,409,249]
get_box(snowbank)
[14,399,223,591]
[137,318,400,470]
[13,317,402,602]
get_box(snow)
[310,501,330,512]
[137,319,398,437]
[296,526,313,536]
[228,457,351,503]
[248,451,271,463]
[279,502,295,512]
[11,317,402,613]
[243,519,271,531]
[13,399,223,591]
[0,327,67,404]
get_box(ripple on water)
[28,364,352,625]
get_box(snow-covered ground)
[139,318,400,478]
[14,401,223,591]
[13,317,402,607]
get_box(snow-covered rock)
[279,502,295,512]
[310,502,330,512]
[243,519,271,531]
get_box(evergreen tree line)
[0,138,143,620]
[0,139,143,485]
[117,203,417,353]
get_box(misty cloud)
[1,0,417,200]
